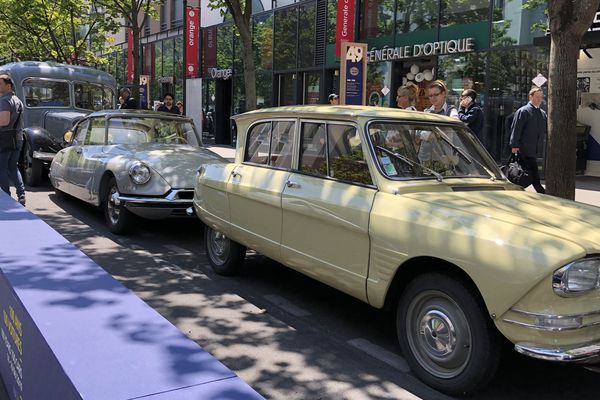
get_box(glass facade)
[97,0,551,158]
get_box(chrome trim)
[185,207,195,216]
[117,189,195,206]
[502,318,600,332]
[515,342,600,363]
[33,151,55,161]
[509,308,600,319]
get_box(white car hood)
[114,144,226,188]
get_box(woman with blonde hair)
[396,82,418,110]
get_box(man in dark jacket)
[119,87,137,109]
[509,87,547,193]
[458,89,484,141]
[157,93,180,114]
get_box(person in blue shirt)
[509,87,547,193]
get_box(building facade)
[102,1,600,175]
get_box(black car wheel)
[205,226,246,276]
[103,177,135,234]
[397,273,500,396]
[23,141,44,187]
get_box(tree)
[95,0,158,108]
[0,0,118,64]
[209,0,256,111]
[543,0,600,199]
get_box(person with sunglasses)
[424,80,458,118]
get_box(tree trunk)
[546,0,600,199]
[546,34,578,199]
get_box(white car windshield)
[368,121,501,180]
[105,116,201,146]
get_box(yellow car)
[192,105,600,395]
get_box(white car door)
[70,117,107,202]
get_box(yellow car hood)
[403,189,600,252]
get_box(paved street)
[0,180,598,400]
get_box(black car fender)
[21,126,64,156]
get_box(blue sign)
[342,43,367,106]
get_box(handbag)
[501,153,532,188]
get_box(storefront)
[199,0,554,157]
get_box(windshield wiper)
[434,131,497,181]
[376,145,443,182]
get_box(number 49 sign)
[340,42,368,106]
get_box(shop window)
[360,0,395,39]
[253,14,273,70]
[162,39,174,83]
[486,48,548,161]
[217,25,234,70]
[395,0,438,33]
[367,62,392,106]
[326,0,337,45]
[257,70,273,108]
[304,72,321,104]
[274,7,298,70]
[171,0,184,28]
[491,1,547,47]
[298,1,317,68]
[440,0,490,27]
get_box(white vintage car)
[50,110,225,234]
[192,105,600,395]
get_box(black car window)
[23,79,70,108]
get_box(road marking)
[263,294,311,317]
[347,338,410,372]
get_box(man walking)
[157,93,180,114]
[0,74,25,205]
[509,87,547,193]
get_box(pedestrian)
[328,93,339,105]
[176,101,184,115]
[458,88,484,141]
[509,86,547,193]
[396,82,418,110]
[0,74,25,205]
[424,80,458,118]
[119,87,137,109]
[157,93,180,114]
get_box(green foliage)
[0,0,120,64]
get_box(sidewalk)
[205,145,600,208]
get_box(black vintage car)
[0,61,116,186]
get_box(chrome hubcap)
[107,186,120,224]
[419,310,456,357]
[406,291,472,378]
[208,229,229,265]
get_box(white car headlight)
[553,257,600,297]
[128,162,151,185]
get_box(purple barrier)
[0,193,264,400]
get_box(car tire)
[397,273,500,396]
[103,177,135,235]
[204,225,246,276]
[23,141,44,187]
